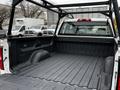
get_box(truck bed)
[0,53,104,90]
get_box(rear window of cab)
[58,21,113,37]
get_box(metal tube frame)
[8,0,120,37]
[8,5,15,35]
[27,0,60,13]
[48,1,109,8]
[62,10,110,15]
[112,0,120,37]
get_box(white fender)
[0,39,11,74]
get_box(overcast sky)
[0,0,120,6]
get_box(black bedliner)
[0,53,105,90]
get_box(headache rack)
[8,0,120,37]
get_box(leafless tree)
[0,8,10,30]
[19,1,44,18]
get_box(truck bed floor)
[0,53,104,90]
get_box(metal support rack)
[8,0,120,37]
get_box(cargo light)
[77,19,91,22]
[0,48,4,70]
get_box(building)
[47,6,108,25]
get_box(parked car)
[12,25,25,36]
[24,29,42,36]
[43,25,56,35]
[29,26,47,35]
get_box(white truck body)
[0,18,119,90]
[12,18,44,35]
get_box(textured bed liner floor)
[0,53,104,90]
